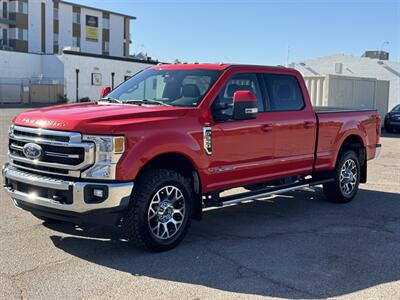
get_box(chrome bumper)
[2,164,134,214]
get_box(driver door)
[206,73,274,191]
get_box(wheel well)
[137,153,203,220]
[338,135,367,183]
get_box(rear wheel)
[122,169,192,252]
[323,150,360,203]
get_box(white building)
[0,49,157,103]
[0,0,133,57]
[0,0,156,104]
[290,53,400,111]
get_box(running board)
[204,178,334,207]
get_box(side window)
[213,73,264,120]
[263,74,304,111]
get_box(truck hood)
[13,102,191,134]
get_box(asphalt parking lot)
[0,107,399,299]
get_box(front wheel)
[323,150,360,203]
[122,169,192,252]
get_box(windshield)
[106,69,222,107]
[392,105,400,112]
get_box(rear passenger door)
[261,73,317,177]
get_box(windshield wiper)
[97,97,123,104]
[125,99,171,106]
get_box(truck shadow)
[45,187,400,299]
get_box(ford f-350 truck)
[3,64,381,251]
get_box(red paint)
[12,64,381,192]
[233,90,257,102]
[100,86,111,98]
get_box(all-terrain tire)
[323,150,360,203]
[121,169,193,252]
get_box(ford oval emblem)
[23,143,43,160]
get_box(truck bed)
[314,108,379,172]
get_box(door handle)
[304,121,315,128]
[261,123,273,132]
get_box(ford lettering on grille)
[23,143,43,160]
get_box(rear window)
[263,74,304,111]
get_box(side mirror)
[232,90,258,120]
[100,86,111,98]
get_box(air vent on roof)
[362,50,389,60]
[335,63,343,74]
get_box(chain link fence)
[0,77,66,105]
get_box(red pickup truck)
[3,64,381,251]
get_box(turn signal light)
[113,137,125,153]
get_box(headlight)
[81,135,125,179]
[8,124,14,135]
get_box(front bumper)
[2,164,134,224]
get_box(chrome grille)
[9,126,95,177]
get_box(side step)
[204,178,334,207]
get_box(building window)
[17,1,28,14]
[54,33,58,46]
[72,36,80,48]
[102,18,109,29]
[73,12,80,24]
[54,8,59,20]
[2,2,8,18]
[102,41,109,54]
[1,28,8,46]
[17,28,28,41]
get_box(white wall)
[0,51,65,79]
[80,8,102,55]
[0,51,42,78]
[61,53,152,102]
[44,0,53,54]
[28,0,41,53]
[58,2,73,51]
[109,14,124,57]
[42,55,64,78]
[304,74,390,120]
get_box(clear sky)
[67,0,400,65]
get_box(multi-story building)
[0,0,133,57]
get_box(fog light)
[93,189,104,198]
[84,185,108,204]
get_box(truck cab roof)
[150,63,295,73]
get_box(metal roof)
[291,54,400,110]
